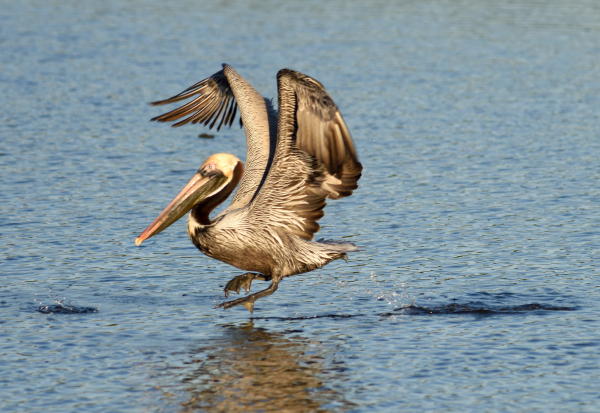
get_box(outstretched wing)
[149,64,274,210]
[284,69,362,199]
[150,69,239,130]
[243,69,362,240]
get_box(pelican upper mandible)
[135,64,362,312]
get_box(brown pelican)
[135,64,362,312]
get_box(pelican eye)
[199,167,224,178]
[321,95,333,106]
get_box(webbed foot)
[216,280,280,313]
[223,273,272,297]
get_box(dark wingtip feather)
[149,99,168,106]
[148,68,239,131]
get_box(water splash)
[366,272,415,308]
[37,299,98,314]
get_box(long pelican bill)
[135,171,228,246]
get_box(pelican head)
[135,153,243,246]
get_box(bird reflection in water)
[174,322,353,412]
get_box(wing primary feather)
[216,96,234,131]
[149,69,240,130]
[172,100,217,127]
[150,80,208,105]
[151,95,210,123]
[199,95,222,125]
[188,94,220,125]
[171,101,213,127]
[222,97,237,128]
[209,95,228,129]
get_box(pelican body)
[135,65,362,311]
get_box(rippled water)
[2,1,599,411]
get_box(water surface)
[1,1,599,411]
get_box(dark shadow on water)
[381,302,577,316]
[251,299,577,322]
[161,322,354,413]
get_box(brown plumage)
[135,64,362,312]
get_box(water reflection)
[177,323,352,412]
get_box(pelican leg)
[216,280,280,313]
[223,273,272,297]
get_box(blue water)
[2,1,599,411]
